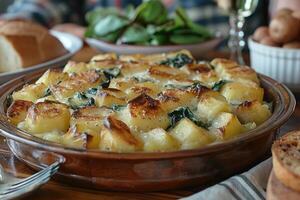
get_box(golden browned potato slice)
[23,101,70,133]
[12,83,47,102]
[210,58,238,75]
[235,101,272,125]
[170,118,213,149]
[109,77,138,91]
[125,82,161,100]
[140,128,179,152]
[36,69,69,86]
[63,61,89,74]
[62,125,101,149]
[90,53,117,62]
[50,71,102,102]
[148,65,188,82]
[118,94,169,132]
[95,88,127,107]
[197,94,231,122]
[7,100,33,125]
[71,106,112,132]
[220,81,264,104]
[209,112,244,140]
[99,116,141,152]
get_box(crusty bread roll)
[0,21,68,73]
[272,130,300,193]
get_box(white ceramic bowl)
[248,38,300,91]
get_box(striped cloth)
[182,158,272,200]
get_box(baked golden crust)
[7,50,271,152]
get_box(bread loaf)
[272,130,300,192]
[0,21,68,73]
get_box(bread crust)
[272,131,300,192]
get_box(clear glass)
[217,0,258,64]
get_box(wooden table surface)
[1,45,299,200]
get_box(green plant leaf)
[85,7,121,25]
[118,24,150,44]
[92,15,130,37]
[135,0,168,25]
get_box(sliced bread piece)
[272,130,300,192]
[0,35,42,72]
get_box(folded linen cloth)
[182,158,272,200]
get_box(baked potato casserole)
[6,50,272,152]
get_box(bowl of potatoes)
[0,50,296,191]
[249,8,300,91]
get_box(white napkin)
[182,158,272,200]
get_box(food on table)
[0,20,68,73]
[253,8,300,48]
[272,131,300,192]
[7,50,272,152]
[85,0,213,45]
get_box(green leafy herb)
[168,107,209,129]
[135,0,168,25]
[86,87,98,95]
[117,24,150,44]
[68,92,95,110]
[103,67,120,80]
[160,53,194,68]
[44,88,52,97]
[5,94,13,108]
[212,80,229,91]
[85,0,213,46]
[111,104,126,111]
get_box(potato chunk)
[220,82,264,104]
[140,128,179,152]
[100,116,141,152]
[23,101,70,133]
[12,83,47,102]
[95,88,126,107]
[62,125,101,149]
[210,112,244,140]
[71,106,112,132]
[125,82,161,99]
[7,100,33,125]
[235,101,271,125]
[170,118,213,149]
[36,69,68,86]
[197,94,231,122]
[118,94,169,132]
[63,61,89,73]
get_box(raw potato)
[283,41,300,49]
[253,26,269,42]
[269,14,300,43]
[274,8,293,18]
[260,36,279,47]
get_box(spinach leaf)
[160,53,194,68]
[111,104,126,111]
[44,88,52,97]
[168,107,209,129]
[85,7,120,25]
[92,15,130,37]
[5,94,13,108]
[117,24,150,44]
[212,80,229,91]
[86,87,98,95]
[68,92,95,110]
[103,67,120,80]
[135,0,168,25]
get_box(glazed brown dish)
[0,67,295,191]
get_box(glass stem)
[228,13,245,65]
